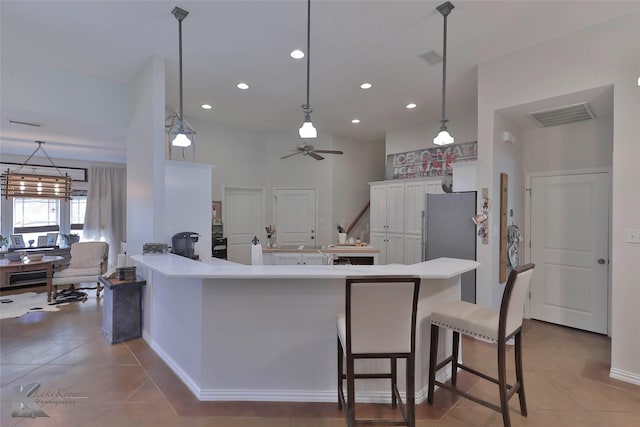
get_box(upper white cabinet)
[370,182,405,234]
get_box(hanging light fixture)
[1,141,72,201]
[166,6,196,153]
[433,1,455,146]
[299,0,317,139]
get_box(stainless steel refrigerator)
[422,192,477,303]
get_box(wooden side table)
[99,275,146,344]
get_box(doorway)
[526,171,610,334]
[274,188,317,247]
[224,187,265,264]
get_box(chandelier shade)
[1,141,72,201]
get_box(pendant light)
[299,0,317,139]
[167,6,196,150]
[434,1,455,146]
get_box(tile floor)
[1,285,639,426]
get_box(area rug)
[0,290,88,319]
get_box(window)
[70,194,87,240]
[13,198,60,245]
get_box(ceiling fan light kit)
[433,1,455,146]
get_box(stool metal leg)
[338,337,344,410]
[407,353,416,427]
[391,356,397,408]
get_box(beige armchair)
[51,242,109,300]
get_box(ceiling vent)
[527,102,595,127]
[8,119,42,127]
[419,50,443,65]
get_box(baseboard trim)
[142,332,449,403]
[610,367,640,386]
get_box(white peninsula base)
[131,254,479,403]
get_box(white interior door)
[224,187,265,264]
[529,172,609,334]
[274,188,316,247]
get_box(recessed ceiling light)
[237,83,249,90]
[406,103,417,109]
[352,119,361,124]
[360,83,372,90]
[290,49,304,59]
[201,104,212,110]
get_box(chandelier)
[433,1,455,146]
[1,141,72,201]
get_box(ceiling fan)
[280,143,343,161]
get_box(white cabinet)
[370,182,405,234]
[371,232,404,265]
[370,178,445,265]
[404,235,423,265]
[273,253,324,265]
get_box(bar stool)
[427,263,535,427]
[337,275,421,427]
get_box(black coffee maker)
[171,232,200,260]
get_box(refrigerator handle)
[421,210,426,261]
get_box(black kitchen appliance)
[171,232,200,260]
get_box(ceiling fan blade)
[308,152,325,160]
[314,150,343,155]
[280,152,302,159]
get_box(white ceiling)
[1,1,639,161]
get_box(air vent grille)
[527,102,595,127]
[8,119,42,127]
[419,50,443,65]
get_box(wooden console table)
[0,256,63,301]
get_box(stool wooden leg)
[407,353,415,427]
[498,337,511,427]
[346,354,356,427]
[391,356,397,408]
[451,331,460,386]
[427,323,439,404]
[338,337,344,410]
[515,331,527,416]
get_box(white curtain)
[83,167,126,268]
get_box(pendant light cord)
[305,0,311,111]
[440,9,448,126]
[178,17,184,125]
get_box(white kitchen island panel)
[132,254,479,403]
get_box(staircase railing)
[345,201,370,235]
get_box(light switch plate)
[625,229,640,243]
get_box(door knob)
[597,258,606,264]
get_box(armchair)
[51,242,109,300]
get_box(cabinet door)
[404,181,425,235]
[386,183,405,234]
[370,232,387,264]
[369,184,387,233]
[273,254,301,265]
[404,234,423,264]
[301,254,324,265]
[425,179,445,195]
[385,233,405,265]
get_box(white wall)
[126,57,166,257]
[477,12,640,383]
[331,135,385,242]
[522,117,613,174]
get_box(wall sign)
[385,141,477,180]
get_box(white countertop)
[130,253,479,280]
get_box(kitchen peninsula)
[131,254,479,403]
